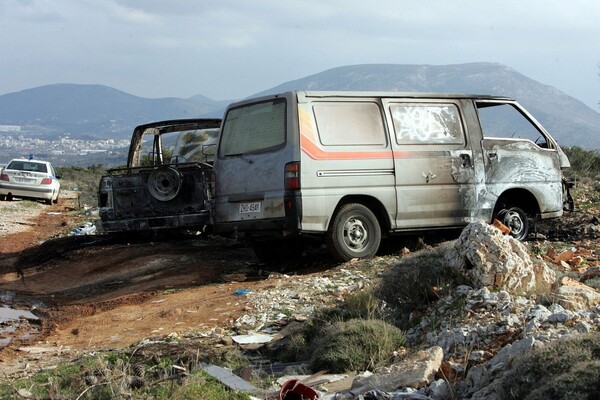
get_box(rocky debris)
[218,220,599,399]
[350,347,443,392]
[458,336,541,400]
[447,221,556,295]
[552,276,600,310]
[232,262,399,331]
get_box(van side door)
[383,99,476,229]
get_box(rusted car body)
[213,91,572,261]
[97,119,221,233]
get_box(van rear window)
[219,99,286,156]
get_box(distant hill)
[255,63,600,149]
[0,84,227,139]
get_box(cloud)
[104,2,159,25]
[0,0,598,107]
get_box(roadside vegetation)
[563,146,600,179]
[56,164,106,207]
[497,333,600,399]
[0,343,252,399]
[280,287,406,373]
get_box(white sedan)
[0,158,61,204]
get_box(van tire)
[253,238,305,264]
[496,207,529,241]
[327,203,381,261]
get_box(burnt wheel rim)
[148,167,181,201]
[502,209,527,240]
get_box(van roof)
[230,91,514,107]
[297,90,514,101]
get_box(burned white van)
[213,91,572,261]
[98,118,221,234]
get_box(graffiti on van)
[391,104,463,144]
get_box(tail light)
[0,173,8,181]
[41,178,53,185]
[284,162,300,190]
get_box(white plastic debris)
[231,333,273,344]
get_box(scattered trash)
[491,219,510,235]
[231,333,273,344]
[280,379,320,400]
[71,222,97,236]
[234,288,252,296]
[201,363,259,394]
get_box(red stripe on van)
[301,132,401,160]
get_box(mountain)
[0,84,227,139]
[1,63,599,148]
[254,63,600,149]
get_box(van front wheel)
[327,203,381,261]
[496,207,529,241]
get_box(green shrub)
[498,332,600,400]
[57,164,106,207]
[376,242,460,328]
[309,318,405,373]
[562,146,600,179]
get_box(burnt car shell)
[98,118,221,234]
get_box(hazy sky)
[1,0,599,109]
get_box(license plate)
[15,178,34,183]
[239,202,261,213]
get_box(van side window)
[219,99,286,156]
[476,102,548,147]
[313,102,386,146]
[390,104,464,145]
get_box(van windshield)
[219,99,286,156]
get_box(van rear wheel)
[327,203,381,261]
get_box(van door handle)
[459,154,471,168]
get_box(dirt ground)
[1,185,598,378]
[0,195,335,367]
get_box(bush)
[562,146,600,179]
[376,242,460,328]
[56,164,107,207]
[309,318,405,373]
[278,288,403,371]
[498,332,600,399]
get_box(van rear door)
[214,95,298,234]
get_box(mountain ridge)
[254,63,600,148]
[1,63,599,148]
